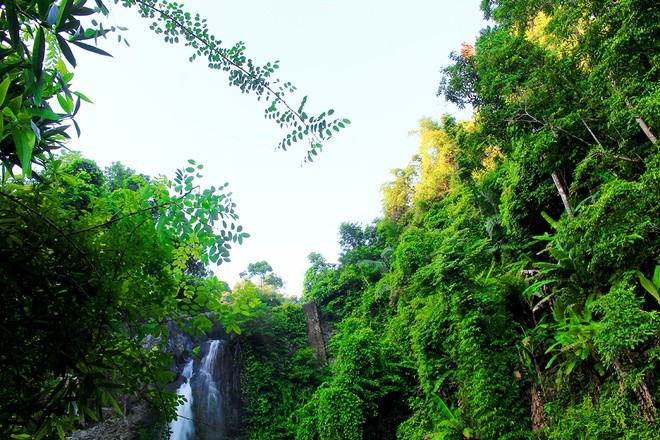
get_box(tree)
[381,164,416,222]
[104,161,150,192]
[55,151,107,212]
[241,260,284,292]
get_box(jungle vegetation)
[245,1,660,439]
[1,0,659,439]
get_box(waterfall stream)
[197,340,223,427]
[169,339,225,440]
[169,359,195,439]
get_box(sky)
[68,0,486,296]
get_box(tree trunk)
[301,301,328,365]
[636,379,657,424]
[530,383,547,431]
[610,78,659,145]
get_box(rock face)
[69,399,162,440]
[301,301,327,365]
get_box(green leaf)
[3,107,17,120]
[72,119,81,137]
[6,96,21,115]
[522,279,556,297]
[652,265,660,288]
[56,35,76,67]
[72,6,96,17]
[81,404,99,422]
[6,3,21,55]
[73,91,93,103]
[57,94,73,114]
[56,424,65,440]
[37,0,51,20]
[57,17,81,33]
[0,78,9,106]
[104,392,123,415]
[636,271,660,304]
[11,124,36,175]
[55,0,72,27]
[69,40,113,57]
[541,211,559,229]
[27,108,61,121]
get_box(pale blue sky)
[68,0,485,295]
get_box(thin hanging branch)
[551,172,574,219]
[624,98,658,145]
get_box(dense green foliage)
[2,0,659,438]
[0,153,255,438]
[237,286,324,440]
[287,1,660,438]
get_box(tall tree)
[241,260,284,292]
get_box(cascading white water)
[195,339,223,439]
[168,340,225,440]
[169,359,195,440]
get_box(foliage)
[238,290,324,440]
[0,156,258,438]
[302,221,389,322]
[396,394,469,440]
[293,1,660,435]
[545,383,660,440]
[295,318,409,440]
[4,0,659,437]
[1,0,351,436]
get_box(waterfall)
[169,339,226,440]
[169,359,195,440]
[199,340,222,418]
[193,339,224,440]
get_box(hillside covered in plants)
[245,1,660,439]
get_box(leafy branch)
[0,0,351,179]
[118,0,351,161]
